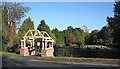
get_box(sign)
[37,42,40,46]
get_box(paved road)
[1,56,120,69]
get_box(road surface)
[1,56,120,69]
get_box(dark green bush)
[54,46,120,59]
[8,39,20,54]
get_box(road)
[1,56,120,69]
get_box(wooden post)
[45,40,47,48]
[42,39,44,49]
[21,40,23,48]
[51,41,53,48]
[33,38,34,46]
[30,40,33,47]
[23,37,26,48]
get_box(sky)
[21,2,114,32]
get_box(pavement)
[1,56,120,69]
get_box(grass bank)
[40,56,120,62]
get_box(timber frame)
[20,29,54,57]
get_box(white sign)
[37,42,40,46]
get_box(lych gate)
[20,30,54,57]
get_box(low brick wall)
[20,48,29,56]
[41,48,54,57]
[20,47,35,56]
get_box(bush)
[54,46,120,59]
[8,39,20,54]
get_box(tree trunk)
[7,22,16,47]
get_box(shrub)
[54,46,120,59]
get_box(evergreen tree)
[18,17,34,39]
[107,1,120,48]
[37,20,56,44]
[97,25,113,46]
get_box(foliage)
[75,28,85,47]
[66,32,75,45]
[52,28,65,45]
[89,30,99,44]
[59,26,85,47]
[2,36,9,52]
[37,20,56,44]
[55,46,120,59]
[107,1,120,49]
[97,25,113,46]
[84,31,90,44]
[13,39,19,47]
[2,4,9,39]
[18,17,34,39]
[1,2,30,47]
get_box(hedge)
[54,46,120,59]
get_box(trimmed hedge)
[54,46,120,59]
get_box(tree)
[52,28,59,44]
[58,31,65,45]
[80,26,90,45]
[67,26,74,33]
[2,2,30,47]
[37,20,56,44]
[2,4,9,50]
[2,5,9,39]
[75,28,85,47]
[65,26,75,45]
[63,29,69,44]
[84,32,90,44]
[52,28,65,45]
[66,33,75,45]
[89,30,99,44]
[107,1,120,48]
[97,25,113,46]
[73,29,83,47]
[18,17,34,39]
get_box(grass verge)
[40,56,120,62]
[0,52,119,63]
[0,52,20,57]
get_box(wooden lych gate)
[20,30,54,57]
